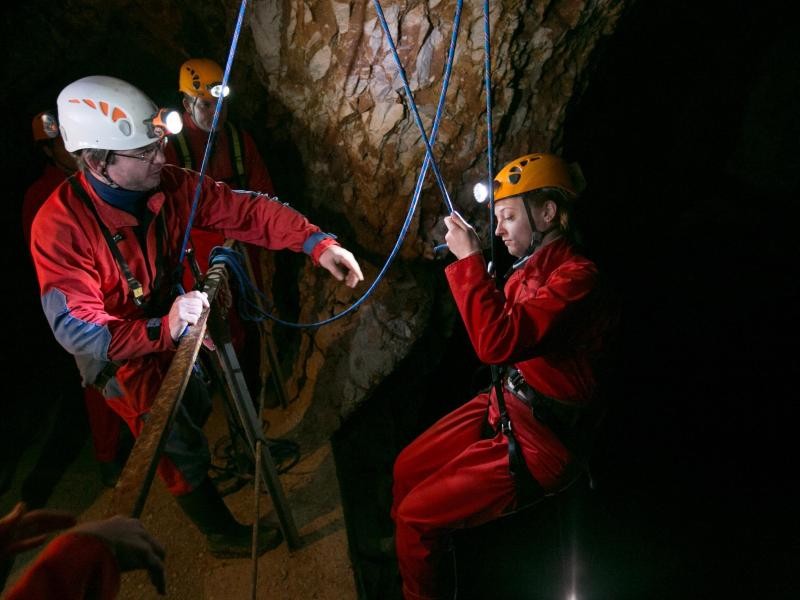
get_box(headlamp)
[40,112,60,139]
[209,83,231,99]
[148,108,183,138]
[473,182,489,204]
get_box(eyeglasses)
[113,138,168,163]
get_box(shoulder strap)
[173,131,194,170]
[224,121,247,189]
[492,365,545,504]
[67,176,146,307]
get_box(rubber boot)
[175,477,282,558]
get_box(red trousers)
[83,387,122,463]
[392,392,572,600]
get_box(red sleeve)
[22,166,67,249]
[445,253,597,364]
[183,170,323,254]
[5,533,120,600]
[22,185,47,250]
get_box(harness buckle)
[505,368,535,405]
[500,417,512,435]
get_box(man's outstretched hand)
[319,246,364,288]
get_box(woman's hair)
[525,187,582,245]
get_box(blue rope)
[371,0,454,215]
[207,247,275,321]
[483,0,497,272]
[177,0,249,280]
[210,0,464,329]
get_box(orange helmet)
[32,111,60,142]
[493,153,582,202]
[179,58,230,101]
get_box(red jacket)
[22,164,68,248]
[4,533,119,600]
[30,166,336,415]
[445,237,604,405]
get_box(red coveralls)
[392,238,604,600]
[30,167,337,495]
[4,533,120,600]
[23,164,121,465]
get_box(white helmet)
[57,76,162,152]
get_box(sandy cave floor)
[3,394,357,600]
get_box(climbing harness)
[172,121,248,190]
[67,176,175,313]
[505,368,587,451]
[67,175,180,391]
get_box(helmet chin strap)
[100,168,120,189]
[527,223,559,253]
[509,223,559,272]
[93,152,120,189]
[510,196,558,271]
[189,97,201,127]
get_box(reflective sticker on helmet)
[68,97,134,137]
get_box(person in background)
[392,153,613,599]
[22,111,78,247]
[166,57,278,400]
[30,75,363,558]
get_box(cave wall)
[4,0,629,442]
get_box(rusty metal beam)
[108,264,225,518]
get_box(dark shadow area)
[561,1,799,596]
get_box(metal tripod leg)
[207,306,301,550]
[202,348,253,496]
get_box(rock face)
[247,0,627,432]
[6,0,628,441]
[250,0,625,250]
